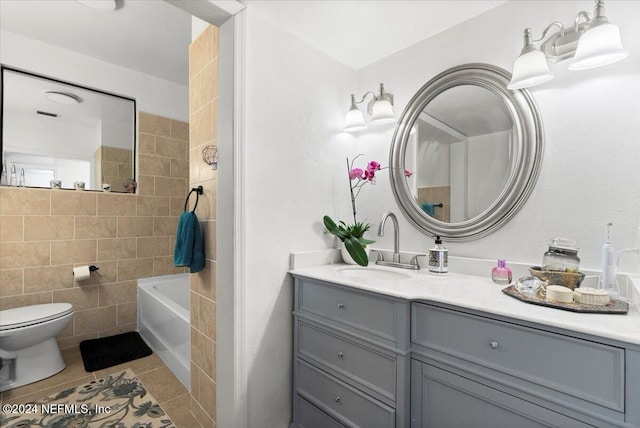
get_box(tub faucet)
[378,211,401,263]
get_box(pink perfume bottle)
[492,259,512,285]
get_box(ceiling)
[0,0,192,86]
[242,0,509,69]
[424,85,513,138]
[0,1,508,87]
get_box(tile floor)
[0,346,200,428]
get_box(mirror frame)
[389,63,544,241]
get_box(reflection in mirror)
[406,85,514,222]
[1,67,136,192]
[390,63,544,241]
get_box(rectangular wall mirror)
[1,67,136,193]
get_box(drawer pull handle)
[489,341,499,349]
[337,351,344,359]
[334,396,341,403]
[337,303,345,309]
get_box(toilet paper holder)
[72,265,99,276]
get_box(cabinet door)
[410,360,590,428]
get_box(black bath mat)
[79,331,152,372]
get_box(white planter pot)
[340,242,368,266]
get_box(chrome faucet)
[376,211,426,270]
[378,211,401,263]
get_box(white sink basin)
[337,267,412,280]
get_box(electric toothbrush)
[602,222,617,298]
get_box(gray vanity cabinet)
[292,277,411,428]
[291,274,640,428]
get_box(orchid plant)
[324,155,412,266]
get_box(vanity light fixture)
[508,0,628,90]
[344,83,394,132]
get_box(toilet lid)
[0,303,74,331]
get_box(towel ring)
[184,186,204,212]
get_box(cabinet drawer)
[412,303,624,412]
[296,359,395,428]
[298,279,397,342]
[298,321,396,401]
[294,396,345,428]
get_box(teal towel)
[421,203,435,216]
[174,211,204,273]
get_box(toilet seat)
[0,303,74,331]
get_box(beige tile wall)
[0,112,188,349]
[95,147,134,193]
[417,185,451,222]
[189,24,218,428]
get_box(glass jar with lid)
[542,238,580,272]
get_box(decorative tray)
[502,285,629,314]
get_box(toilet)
[0,303,74,392]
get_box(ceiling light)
[508,0,627,90]
[344,83,395,132]
[74,0,116,12]
[44,91,81,105]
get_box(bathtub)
[137,273,190,390]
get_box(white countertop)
[290,263,640,346]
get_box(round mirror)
[390,63,543,241]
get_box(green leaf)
[359,237,376,246]
[344,236,369,266]
[323,215,347,241]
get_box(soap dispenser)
[428,235,448,274]
[492,259,513,285]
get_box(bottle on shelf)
[9,165,17,187]
[0,162,7,186]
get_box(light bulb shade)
[569,22,629,70]
[344,107,366,132]
[507,49,553,90]
[370,99,394,125]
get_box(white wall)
[0,30,188,121]
[467,130,511,219]
[241,8,355,427]
[3,111,100,160]
[237,1,640,425]
[354,0,640,272]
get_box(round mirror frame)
[389,63,544,241]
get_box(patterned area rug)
[1,369,175,428]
